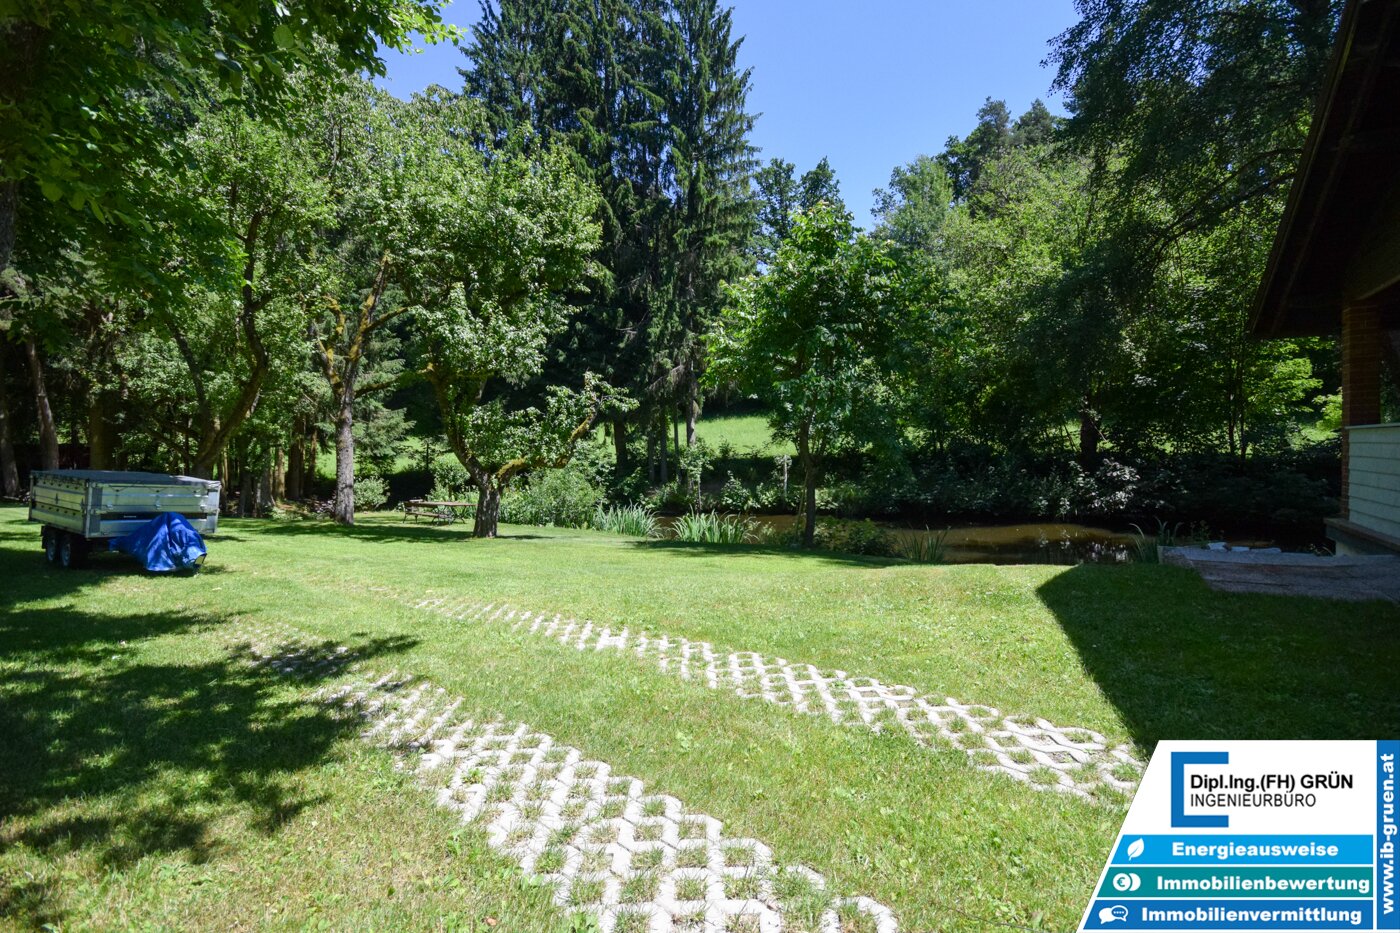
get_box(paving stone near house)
[1162,548,1400,603]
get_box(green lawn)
[693,412,793,456]
[2,506,1396,931]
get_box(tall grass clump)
[591,504,660,539]
[896,527,951,564]
[1129,518,1182,564]
[671,511,756,545]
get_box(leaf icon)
[1127,838,1145,859]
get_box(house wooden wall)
[1346,423,1400,544]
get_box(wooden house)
[1253,0,1400,555]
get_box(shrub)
[671,511,756,544]
[502,461,604,528]
[718,473,758,511]
[894,527,951,564]
[592,504,660,538]
[812,518,896,557]
[353,473,390,512]
[646,480,697,514]
[429,457,472,502]
[754,521,801,548]
[678,440,712,495]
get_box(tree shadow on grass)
[1036,563,1400,752]
[245,517,544,544]
[248,518,478,544]
[0,600,417,929]
[624,538,901,568]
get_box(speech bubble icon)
[1098,905,1129,924]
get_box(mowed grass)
[693,412,793,456]
[2,507,1397,932]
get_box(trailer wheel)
[42,527,59,564]
[58,533,88,569]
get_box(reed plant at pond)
[1129,519,1183,564]
[591,504,661,539]
[671,511,757,545]
[896,527,951,564]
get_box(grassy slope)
[693,412,792,456]
[2,507,1396,931]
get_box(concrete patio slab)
[1162,547,1400,603]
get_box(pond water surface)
[677,514,1281,565]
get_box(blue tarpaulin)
[109,513,208,572]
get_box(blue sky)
[376,0,1081,228]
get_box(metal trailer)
[28,470,222,569]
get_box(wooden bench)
[401,500,475,525]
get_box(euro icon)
[1112,872,1142,892]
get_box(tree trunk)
[24,339,59,469]
[802,460,818,548]
[285,425,304,501]
[474,483,502,538]
[219,439,229,486]
[646,427,656,484]
[0,179,17,282]
[613,417,628,474]
[88,390,117,469]
[685,377,698,447]
[0,344,19,496]
[258,466,273,516]
[659,413,669,484]
[272,446,285,500]
[798,422,817,547]
[331,389,355,526]
[238,455,253,518]
[1078,402,1099,464]
[306,431,318,491]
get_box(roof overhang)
[1251,0,1400,338]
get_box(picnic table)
[401,499,476,525]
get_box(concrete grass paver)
[228,622,900,933]
[385,589,1145,802]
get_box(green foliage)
[0,0,457,279]
[590,504,661,539]
[812,519,895,558]
[798,157,842,213]
[708,203,920,544]
[895,528,951,565]
[670,511,755,545]
[464,0,758,472]
[1050,0,1338,238]
[752,159,799,261]
[1128,519,1183,565]
[718,473,757,512]
[645,480,698,515]
[872,155,954,256]
[936,98,1059,203]
[502,462,606,529]
[677,440,711,495]
[403,95,628,534]
[353,473,390,512]
[430,458,472,502]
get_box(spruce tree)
[658,0,757,444]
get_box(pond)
[787,516,1139,564]
[654,513,1140,564]
[664,514,1283,565]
